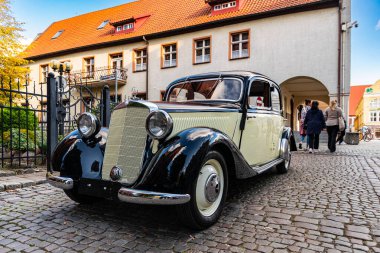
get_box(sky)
[9,0,380,86]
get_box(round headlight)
[146,110,173,140]
[77,113,100,138]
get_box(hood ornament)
[110,166,123,181]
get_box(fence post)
[101,85,111,127]
[47,73,58,173]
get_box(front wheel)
[177,151,228,230]
[364,133,373,142]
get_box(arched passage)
[280,76,330,131]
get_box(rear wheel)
[277,138,291,174]
[177,151,228,230]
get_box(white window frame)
[84,57,95,78]
[123,23,134,30]
[231,31,249,59]
[40,65,49,83]
[162,44,177,68]
[194,38,211,64]
[370,111,379,122]
[214,1,236,11]
[116,26,122,32]
[134,49,147,72]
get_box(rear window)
[167,78,243,102]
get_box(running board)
[251,158,284,174]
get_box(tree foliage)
[0,0,30,105]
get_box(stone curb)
[0,172,47,192]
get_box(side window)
[248,81,271,109]
[271,86,281,112]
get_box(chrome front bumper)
[118,188,190,205]
[46,174,74,190]
[47,173,190,205]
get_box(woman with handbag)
[324,100,343,153]
[304,101,326,154]
[299,100,311,150]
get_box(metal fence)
[0,78,48,168]
[0,72,112,170]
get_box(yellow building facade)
[355,80,380,139]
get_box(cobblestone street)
[1,141,380,252]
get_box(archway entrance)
[280,76,330,132]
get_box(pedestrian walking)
[336,117,347,145]
[298,99,311,150]
[304,101,326,154]
[324,100,343,153]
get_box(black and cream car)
[48,71,296,229]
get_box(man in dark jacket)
[304,101,326,153]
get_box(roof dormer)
[205,0,242,15]
[110,14,151,34]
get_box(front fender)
[135,127,252,193]
[51,128,108,180]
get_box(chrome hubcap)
[205,174,220,202]
[196,159,224,217]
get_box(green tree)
[0,0,30,105]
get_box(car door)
[269,84,284,160]
[240,79,273,165]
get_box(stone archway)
[280,76,330,131]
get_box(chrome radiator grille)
[102,105,150,184]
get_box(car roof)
[168,71,275,85]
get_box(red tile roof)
[349,85,371,116]
[24,0,336,60]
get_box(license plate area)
[78,178,121,199]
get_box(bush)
[0,107,39,131]
[2,128,38,151]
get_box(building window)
[134,48,147,72]
[97,20,109,30]
[162,43,177,68]
[110,53,123,70]
[370,99,379,109]
[230,30,250,60]
[116,26,122,32]
[194,37,211,64]
[51,30,64,39]
[84,57,95,78]
[214,1,236,11]
[123,23,134,30]
[40,64,49,84]
[370,111,379,122]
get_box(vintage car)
[48,71,296,229]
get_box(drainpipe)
[143,36,149,100]
[337,0,342,106]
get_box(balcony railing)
[67,67,127,85]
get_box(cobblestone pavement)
[1,141,380,252]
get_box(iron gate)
[0,73,113,170]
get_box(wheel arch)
[210,142,236,180]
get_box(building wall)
[354,81,380,138]
[28,7,339,103]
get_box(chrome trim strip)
[251,158,284,174]
[46,174,74,190]
[118,188,190,205]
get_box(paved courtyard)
[1,141,380,252]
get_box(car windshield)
[167,78,243,102]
